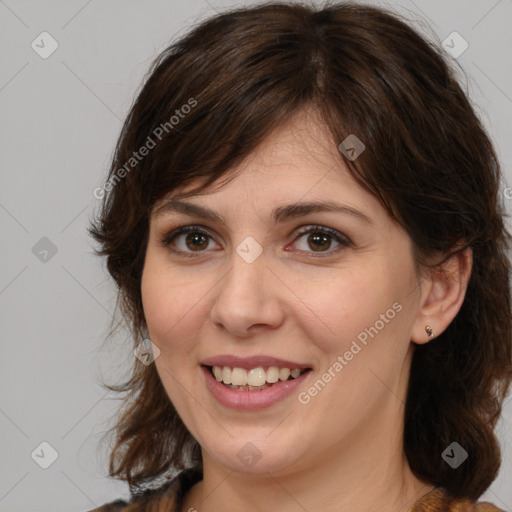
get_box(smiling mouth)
[207,365,311,391]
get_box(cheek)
[302,268,399,353]
[141,256,205,354]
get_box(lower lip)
[202,366,311,410]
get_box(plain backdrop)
[1,0,511,511]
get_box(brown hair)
[89,0,512,500]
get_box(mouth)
[205,365,312,391]
[200,355,313,409]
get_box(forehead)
[151,132,386,238]
[154,106,365,208]
[239,106,342,174]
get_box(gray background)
[1,0,511,510]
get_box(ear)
[411,247,473,344]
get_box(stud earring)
[425,325,434,338]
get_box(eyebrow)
[153,198,373,226]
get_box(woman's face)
[141,108,429,477]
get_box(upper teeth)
[211,366,304,386]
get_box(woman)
[88,1,512,511]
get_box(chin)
[202,434,309,476]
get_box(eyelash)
[160,224,352,258]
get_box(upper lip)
[201,355,312,369]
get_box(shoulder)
[410,487,505,512]
[87,466,203,512]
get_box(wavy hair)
[89,0,512,500]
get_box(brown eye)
[161,226,221,255]
[307,232,332,251]
[292,225,351,256]
[185,232,209,251]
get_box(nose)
[209,247,285,338]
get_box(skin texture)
[141,107,472,512]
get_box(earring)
[425,325,434,338]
